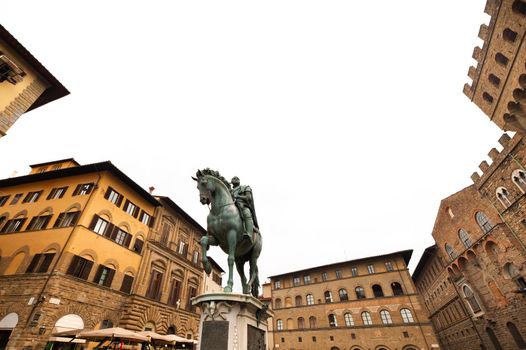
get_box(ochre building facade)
[0,159,220,349]
[268,250,439,350]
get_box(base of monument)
[192,292,273,350]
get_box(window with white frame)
[328,314,338,327]
[361,311,373,325]
[306,294,314,305]
[496,187,512,208]
[367,264,375,274]
[380,310,393,324]
[462,285,482,314]
[445,243,457,260]
[293,276,301,286]
[324,291,333,303]
[385,261,393,271]
[276,319,283,331]
[459,229,472,248]
[476,212,493,233]
[303,275,311,284]
[344,312,354,327]
[274,280,281,289]
[512,169,526,193]
[400,308,415,323]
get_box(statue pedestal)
[192,293,273,350]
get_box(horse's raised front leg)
[235,260,248,294]
[224,229,237,293]
[200,235,217,275]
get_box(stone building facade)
[463,0,526,133]
[0,159,218,349]
[413,133,526,350]
[0,25,69,138]
[268,250,439,350]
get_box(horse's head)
[192,170,213,205]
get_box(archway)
[46,314,85,350]
[0,313,18,350]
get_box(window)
[328,314,338,327]
[303,275,311,284]
[178,240,187,256]
[400,308,415,323]
[73,183,94,196]
[274,280,281,289]
[367,264,375,274]
[120,274,134,294]
[295,295,302,306]
[139,211,151,225]
[512,169,526,193]
[512,0,526,15]
[324,291,333,303]
[93,265,115,287]
[309,316,317,328]
[274,298,282,309]
[10,193,22,205]
[167,278,182,306]
[312,336,317,342]
[124,200,140,218]
[298,336,302,343]
[403,331,409,338]
[487,327,503,350]
[483,92,494,103]
[385,261,393,271]
[489,73,501,86]
[293,276,301,286]
[306,294,314,305]
[335,270,342,279]
[276,319,283,331]
[186,286,197,312]
[496,187,512,207]
[507,322,526,348]
[445,244,457,260]
[391,282,404,296]
[54,211,80,228]
[0,195,10,206]
[146,270,163,300]
[27,215,52,231]
[459,229,472,248]
[132,238,143,254]
[26,253,55,273]
[23,191,42,203]
[322,272,328,281]
[91,216,109,235]
[114,229,128,245]
[361,311,372,325]
[105,187,123,206]
[380,310,392,324]
[351,266,358,276]
[160,223,171,245]
[503,28,518,42]
[0,218,27,233]
[47,187,68,200]
[66,255,93,280]
[344,313,354,327]
[495,52,509,66]
[355,286,366,299]
[193,250,199,264]
[372,284,384,297]
[505,263,526,290]
[338,288,348,301]
[101,320,113,329]
[476,212,493,233]
[297,317,305,329]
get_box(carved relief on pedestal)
[199,300,233,321]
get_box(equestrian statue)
[192,169,262,297]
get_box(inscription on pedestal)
[200,321,229,350]
[247,325,265,350]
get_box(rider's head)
[231,176,240,187]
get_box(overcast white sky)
[1,1,505,291]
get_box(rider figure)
[231,176,259,243]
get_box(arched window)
[400,308,415,323]
[328,314,338,327]
[458,229,472,248]
[486,327,503,350]
[355,286,366,299]
[372,284,384,297]
[324,291,333,303]
[507,322,526,348]
[306,294,314,305]
[380,310,392,324]
[445,244,456,260]
[344,312,354,327]
[512,169,526,193]
[476,212,493,233]
[286,318,293,330]
[100,319,113,329]
[361,311,372,325]
[276,319,283,331]
[338,288,348,301]
[505,263,526,289]
[512,0,526,15]
[295,295,302,306]
[497,187,513,208]
[495,53,509,66]
[167,326,176,334]
[284,297,292,307]
[297,317,305,329]
[462,285,482,314]
[391,282,404,296]
[274,298,282,309]
[309,316,317,328]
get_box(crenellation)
[464,83,475,99]
[468,66,478,80]
[478,23,489,40]
[479,160,491,172]
[488,147,500,161]
[472,46,483,61]
[484,0,500,16]
[472,172,481,183]
[498,132,511,146]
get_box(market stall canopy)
[137,331,173,342]
[78,327,149,342]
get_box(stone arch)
[77,249,98,262]
[188,276,199,285]
[350,346,365,350]
[42,242,62,254]
[12,210,28,219]
[101,258,119,271]
[458,257,469,271]
[97,210,113,222]
[5,247,29,275]
[164,314,180,335]
[123,266,137,277]
[0,312,19,329]
[36,206,54,216]
[116,221,131,232]
[135,231,145,240]
[138,305,164,331]
[402,345,420,350]
[172,268,184,278]
[375,346,391,350]
[56,303,96,329]
[184,317,198,337]
[151,259,168,270]
[96,309,120,329]
[64,203,82,213]
[0,211,10,220]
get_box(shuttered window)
[54,212,80,228]
[73,183,94,196]
[104,187,123,207]
[66,255,93,280]
[23,191,42,203]
[47,187,68,200]
[120,275,134,294]
[0,218,27,233]
[26,253,55,273]
[27,215,52,231]
[93,265,116,287]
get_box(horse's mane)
[198,168,232,190]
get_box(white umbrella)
[78,327,149,342]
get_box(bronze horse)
[193,169,262,297]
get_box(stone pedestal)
[192,293,273,350]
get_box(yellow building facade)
[0,25,68,138]
[0,159,218,349]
